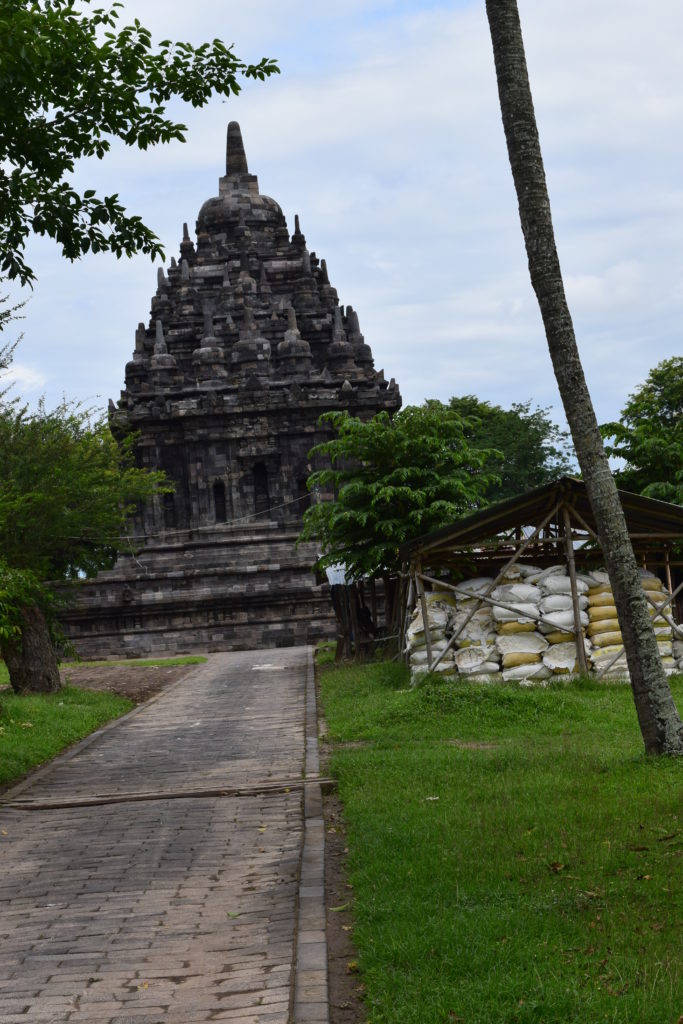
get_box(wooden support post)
[562,504,588,673]
[401,574,416,662]
[414,561,433,668]
[349,583,362,662]
[369,577,378,628]
[664,548,674,596]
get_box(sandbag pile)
[405,599,457,680]
[406,565,679,685]
[587,570,677,676]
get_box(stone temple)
[60,123,401,656]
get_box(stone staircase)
[58,520,335,657]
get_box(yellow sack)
[426,591,458,608]
[641,577,663,592]
[502,651,542,668]
[587,618,620,637]
[588,604,618,622]
[588,592,616,608]
[591,630,623,648]
[497,620,538,635]
[588,584,613,597]
[545,630,575,644]
[590,643,624,661]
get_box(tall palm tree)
[484,0,683,754]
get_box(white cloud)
[9,0,683,436]
[3,363,47,392]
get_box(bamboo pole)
[664,548,674,596]
[562,504,588,673]
[418,574,579,635]
[566,505,599,540]
[422,504,560,673]
[595,579,683,679]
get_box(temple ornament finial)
[226,121,249,175]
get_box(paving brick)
[0,648,329,1022]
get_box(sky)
[6,0,683,442]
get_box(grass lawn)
[320,662,683,1024]
[0,655,205,789]
[0,674,133,788]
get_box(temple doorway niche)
[253,462,270,517]
[163,493,177,529]
[213,480,227,523]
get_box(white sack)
[533,565,566,583]
[495,633,548,656]
[492,603,539,624]
[454,646,499,672]
[538,609,588,633]
[540,593,588,613]
[542,575,589,596]
[517,564,545,578]
[502,663,552,682]
[458,659,501,675]
[543,642,580,674]
[453,577,494,597]
[491,583,542,605]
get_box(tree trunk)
[1,605,62,694]
[485,0,683,754]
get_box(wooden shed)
[399,477,683,678]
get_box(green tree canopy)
[601,357,683,505]
[298,403,499,580]
[0,348,168,690]
[0,0,278,286]
[0,399,166,581]
[448,395,574,502]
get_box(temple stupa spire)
[226,121,249,175]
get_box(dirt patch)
[59,662,197,704]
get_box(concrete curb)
[292,647,330,1023]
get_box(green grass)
[0,685,133,788]
[320,663,683,1024]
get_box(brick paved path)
[0,648,328,1024]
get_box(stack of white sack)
[587,569,676,675]
[405,603,456,683]
[535,567,590,676]
[406,567,679,686]
[488,580,547,682]
[449,577,500,681]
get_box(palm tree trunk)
[485,0,683,754]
